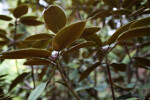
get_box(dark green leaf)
[81,27,101,37]
[0,15,12,21]
[13,5,28,18]
[111,9,132,15]
[111,63,127,72]
[24,58,51,65]
[134,57,150,66]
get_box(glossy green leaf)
[79,62,101,82]
[111,9,132,15]
[0,48,51,59]
[111,63,127,72]
[24,33,52,41]
[28,83,46,100]
[24,58,51,65]
[81,27,101,37]
[0,15,12,21]
[134,57,150,66]
[44,5,67,33]
[52,21,86,51]
[62,41,95,56]
[130,17,150,29]
[117,27,150,41]
[84,33,103,46]
[13,5,28,18]
[9,72,29,91]
[90,10,110,19]
[107,21,135,45]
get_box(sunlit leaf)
[81,27,101,37]
[111,9,132,15]
[9,72,29,91]
[44,5,67,33]
[117,27,150,41]
[13,5,28,18]
[79,62,101,82]
[84,33,103,46]
[0,48,51,59]
[130,17,150,29]
[24,58,51,65]
[62,41,95,56]
[0,15,12,21]
[24,33,52,41]
[107,21,134,45]
[28,83,46,100]
[52,21,86,51]
[111,63,127,72]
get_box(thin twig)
[105,54,116,100]
[31,66,36,89]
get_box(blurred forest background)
[0,0,150,100]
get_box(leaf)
[102,0,118,8]
[9,72,29,91]
[111,9,132,15]
[24,33,52,41]
[129,17,150,29]
[122,0,141,8]
[16,33,25,40]
[130,7,146,17]
[28,83,46,100]
[117,27,150,41]
[20,16,38,20]
[0,48,51,59]
[13,5,28,18]
[90,10,110,19]
[110,63,127,72]
[134,57,150,66]
[62,41,95,56]
[0,74,8,78]
[83,33,103,46]
[81,27,101,37]
[32,39,51,49]
[24,58,51,65]
[20,19,44,26]
[79,62,101,82]
[0,40,9,46]
[44,5,67,33]
[52,21,86,51]
[107,21,135,45]
[0,15,12,21]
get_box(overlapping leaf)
[81,27,101,37]
[0,15,12,21]
[117,27,150,41]
[24,33,52,41]
[62,41,95,56]
[52,21,86,51]
[79,62,101,82]
[44,5,67,33]
[28,83,46,100]
[90,10,110,19]
[130,17,150,29]
[24,58,51,65]
[13,5,28,18]
[107,21,135,45]
[0,48,51,59]
[9,72,29,91]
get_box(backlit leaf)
[13,5,28,18]
[130,17,150,29]
[44,5,67,33]
[111,9,132,15]
[0,48,51,59]
[62,41,95,56]
[24,58,51,65]
[24,33,52,41]
[81,27,101,37]
[107,21,135,45]
[79,62,101,82]
[84,33,103,46]
[9,72,29,91]
[28,83,46,100]
[52,21,86,51]
[117,27,150,41]
[0,15,12,21]
[111,63,127,72]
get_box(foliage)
[0,0,150,100]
